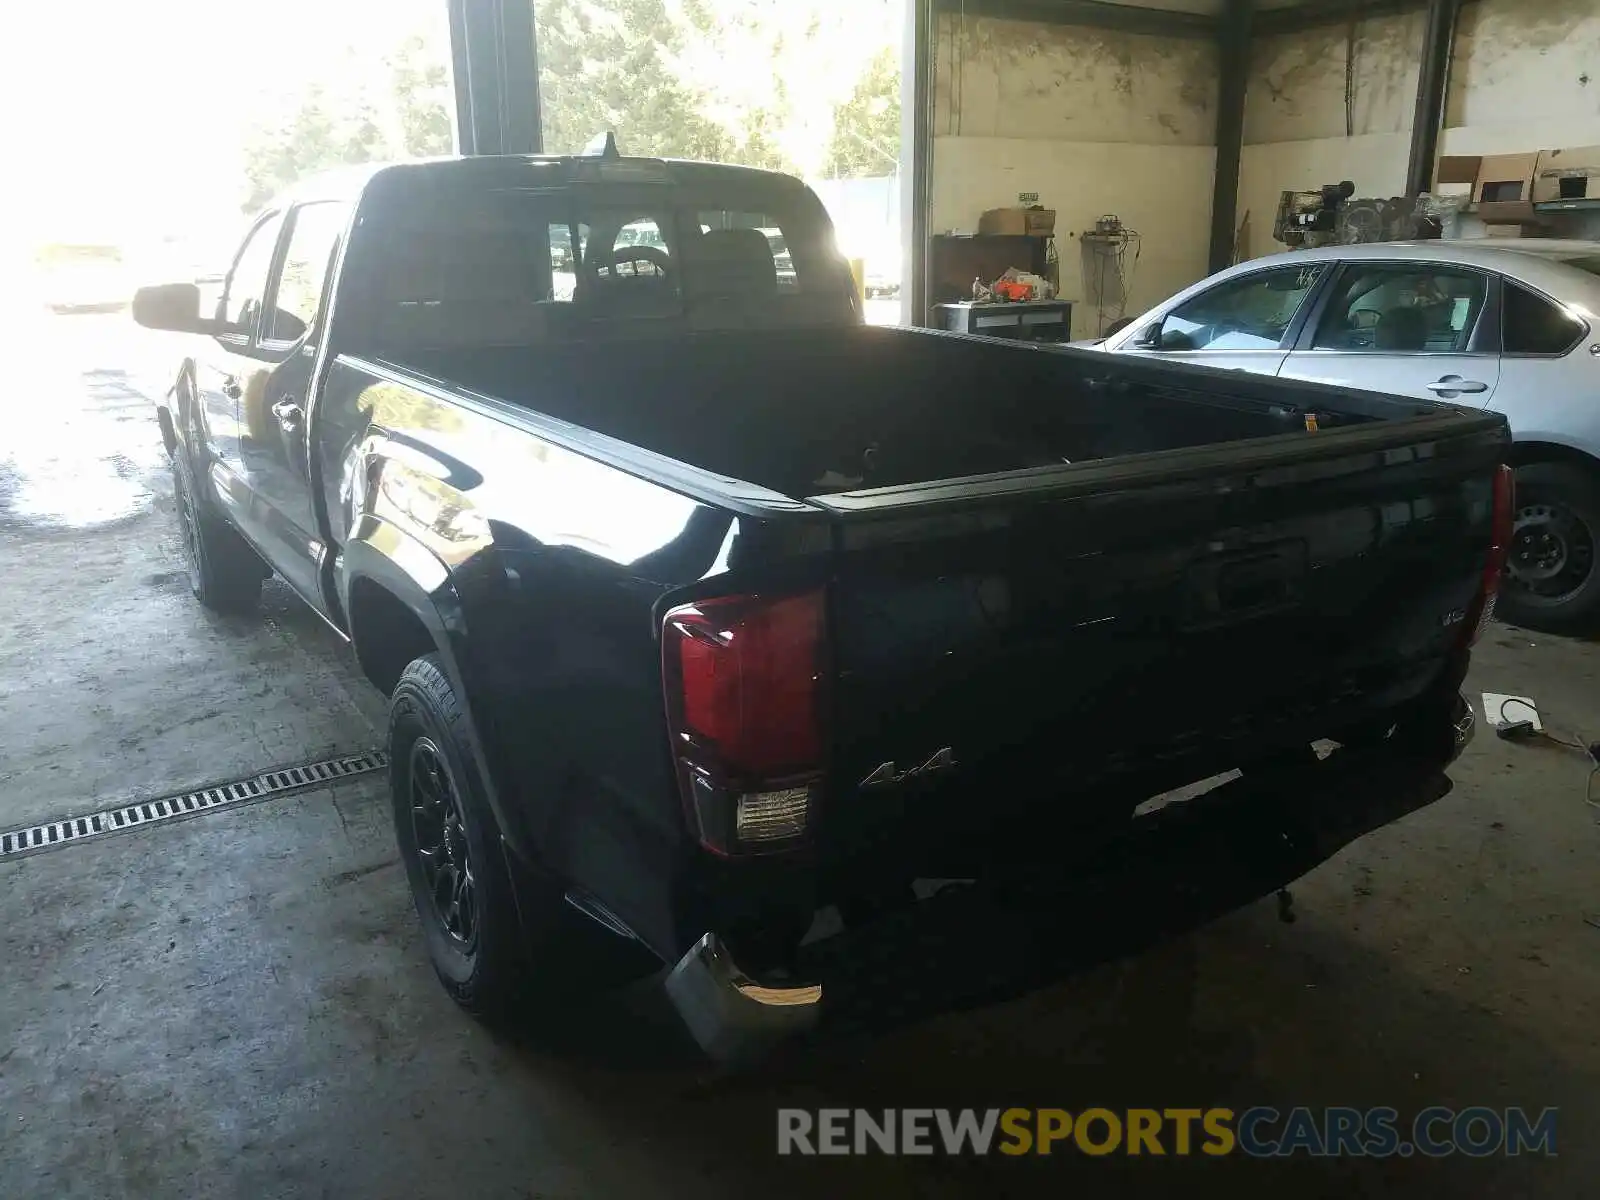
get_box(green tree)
[674,0,901,178]
[239,33,454,211]
[241,86,386,211]
[535,0,760,163]
[822,47,901,178]
[389,33,456,158]
[238,0,903,211]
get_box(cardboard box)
[1435,155,1480,185]
[1532,145,1600,204]
[1472,152,1540,222]
[978,207,1056,237]
[1435,155,1481,191]
[978,208,1027,235]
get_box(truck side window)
[222,212,286,337]
[1312,264,1486,353]
[1502,281,1585,356]
[265,202,348,345]
[1159,265,1324,351]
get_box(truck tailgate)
[810,413,1506,873]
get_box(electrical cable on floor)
[1496,696,1589,750]
[1493,697,1600,811]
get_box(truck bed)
[403,325,1424,502]
[370,326,1504,894]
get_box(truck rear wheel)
[171,450,265,613]
[1499,461,1600,635]
[390,655,528,1019]
[390,654,636,1025]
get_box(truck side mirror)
[132,282,219,335]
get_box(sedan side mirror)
[132,282,219,334]
[1133,320,1163,348]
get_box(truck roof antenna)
[582,131,621,159]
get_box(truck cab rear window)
[351,187,835,347]
[696,211,797,291]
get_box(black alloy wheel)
[408,736,477,948]
[388,654,665,1024]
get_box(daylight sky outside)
[2,0,449,248]
[0,0,901,262]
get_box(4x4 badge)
[860,748,957,790]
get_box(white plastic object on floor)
[1483,692,1542,732]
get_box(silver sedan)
[1097,239,1600,633]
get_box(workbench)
[933,299,1074,343]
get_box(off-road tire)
[171,449,265,613]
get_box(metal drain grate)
[0,750,388,862]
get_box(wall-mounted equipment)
[1079,214,1141,337]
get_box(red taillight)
[662,589,827,856]
[1463,464,1515,647]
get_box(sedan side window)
[1157,265,1325,351]
[1503,281,1586,356]
[1312,264,1486,353]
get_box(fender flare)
[341,522,533,870]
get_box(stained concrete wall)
[1237,0,1600,260]
[1442,0,1600,164]
[1237,11,1423,260]
[1443,0,1600,238]
[929,14,1218,337]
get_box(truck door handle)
[1425,376,1488,395]
[271,397,304,433]
[220,376,242,400]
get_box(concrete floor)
[1,314,1597,1198]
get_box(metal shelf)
[1533,198,1600,213]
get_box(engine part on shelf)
[1273,181,1355,248]
[1335,195,1443,244]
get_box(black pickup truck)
[135,151,1508,1060]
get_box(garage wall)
[1237,11,1424,261]
[1443,0,1600,153]
[1444,0,1600,238]
[930,14,1218,337]
[1236,0,1600,260]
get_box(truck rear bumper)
[664,933,823,1063]
[666,694,1473,1061]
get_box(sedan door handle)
[1425,376,1488,395]
[220,376,242,400]
[271,397,304,433]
